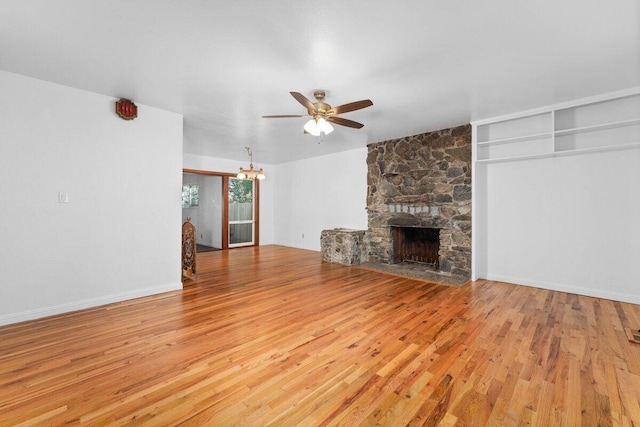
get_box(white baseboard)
[0,283,183,327]
[483,274,640,305]
[272,241,320,252]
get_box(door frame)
[183,168,260,250]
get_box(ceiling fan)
[262,90,373,136]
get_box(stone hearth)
[365,124,472,279]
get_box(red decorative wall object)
[115,98,138,120]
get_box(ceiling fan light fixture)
[304,118,321,136]
[304,116,333,136]
[317,117,334,135]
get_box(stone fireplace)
[365,124,472,279]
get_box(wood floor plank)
[1,245,640,426]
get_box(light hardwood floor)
[1,245,640,426]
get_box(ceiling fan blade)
[329,99,373,115]
[290,92,317,113]
[327,116,365,129]
[262,114,308,118]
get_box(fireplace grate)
[392,226,440,269]
[402,256,439,269]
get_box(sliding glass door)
[228,178,255,247]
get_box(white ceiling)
[1,1,639,164]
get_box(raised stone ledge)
[321,228,366,266]
[386,204,440,216]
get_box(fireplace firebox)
[392,226,440,269]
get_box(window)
[182,184,199,208]
[228,178,254,246]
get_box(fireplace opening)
[392,226,440,269]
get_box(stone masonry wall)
[365,124,472,277]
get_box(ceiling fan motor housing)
[312,90,331,114]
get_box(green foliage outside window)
[229,179,253,203]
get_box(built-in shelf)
[475,151,553,164]
[555,117,640,136]
[476,131,553,146]
[473,89,640,163]
[476,141,640,164]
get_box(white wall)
[474,141,640,303]
[183,153,275,245]
[272,148,368,251]
[0,70,183,325]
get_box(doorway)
[182,169,260,250]
[182,172,223,251]
[228,177,256,248]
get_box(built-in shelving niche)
[474,90,640,163]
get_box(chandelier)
[237,146,265,180]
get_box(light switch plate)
[58,192,69,203]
